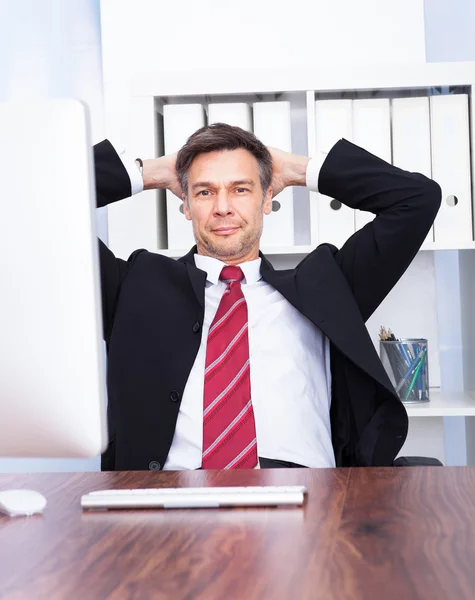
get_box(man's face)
[183,149,272,264]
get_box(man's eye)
[236,188,248,193]
[198,190,210,196]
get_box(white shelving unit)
[406,390,475,417]
[107,61,475,465]
[108,61,475,257]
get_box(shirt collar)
[194,254,262,286]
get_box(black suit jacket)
[94,138,441,471]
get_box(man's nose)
[213,191,234,215]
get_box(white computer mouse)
[0,489,47,517]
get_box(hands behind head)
[161,153,183,199]
[267,146,289,198]
[267,147,310,197]
[142,152,183,198]
[145,147,308,200]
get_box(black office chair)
[393,456,443,466]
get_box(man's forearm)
[141,154,184,199]
[142,156,174,191]
[267,147,310,196]
[284,154,310,187]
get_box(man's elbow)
[421,177,442,219]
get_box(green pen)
[404,349,427,402]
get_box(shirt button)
[149,461,161,470]
[170,390,180,402]
[192,321,201,333]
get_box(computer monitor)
[0,99,108,458]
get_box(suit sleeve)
[318,139,441,321]
[93,139,140,341]
[93,139,132,207]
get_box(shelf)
[421,241,475,251]
[157,245,316,259]
[156,249,191,258]
[157,243,475,259]
[405,390,475,417]
[133,62,475,98]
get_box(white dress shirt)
[113,141,145,196]
[117,144,335,469]
[163,255,335,469]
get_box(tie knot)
[220,266,244,283]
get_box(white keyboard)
[81,485,307,510]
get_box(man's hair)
[175,122,273,198]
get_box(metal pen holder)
[380,339,429,404]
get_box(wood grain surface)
[333,467,475,600]
[0,467,474,600]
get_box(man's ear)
[182,196,192,221]
[263,187,273,215]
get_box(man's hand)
[141,148,310,200]
[267,147,310,197]
[142,153,183,198]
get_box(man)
[96,123,441,471]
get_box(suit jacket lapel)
[178,246,206,309]
[261,248,396,398]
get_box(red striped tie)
[202,265,258,469]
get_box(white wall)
[100,0,426,145]
[424,0,475,465]
[424,0,475,62]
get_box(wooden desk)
[0,467,474,600]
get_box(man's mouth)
[212,226,239,235]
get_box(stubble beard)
[194,218,263,262]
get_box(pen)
[395,346,426,393]
[405,349,427,401]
